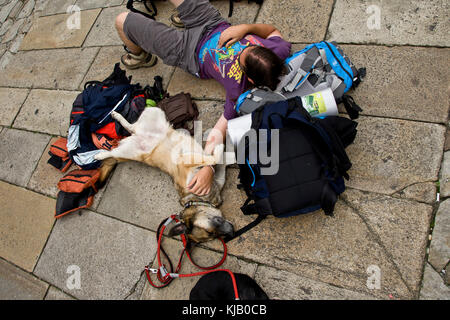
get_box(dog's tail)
[98,157,118,187]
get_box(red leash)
[145,215,240,300]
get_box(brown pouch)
[157,92,199,135]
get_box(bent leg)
[115,12,142,55]
[120,11,184,68]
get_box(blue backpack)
[275,41,366,119]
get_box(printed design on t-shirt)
[199,32,263,82]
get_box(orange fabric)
[50,137,69,159]
[57,169,100,193]
[96,122,120,139]
[91,133,119,151]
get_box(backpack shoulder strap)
[224,213,266,243]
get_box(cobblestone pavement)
[0,0,449,300]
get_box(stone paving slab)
[327,0,450,47]
[83,5,125,47]
[428,199,450,271]
[44,286,76,300]
[127,0,260,28]
[0,87,29,126]
[168,68,226,100]
[337,45,449,124]
[211,0,260,25]
[256,0,334,43]
[40,0,76,17]
[290,43,450,124]
[96,161,183,232]
[345,116,445,196]
[445,128,450,152]
[13,89,79,136]
[2,17,25,43]
[140,236,258,300]
[393,182,437,204]
[0,258,49,300]
[81,46,175,91]
[254,265,375,300]
[0,181,55,272]
[341,189,433,296]
[195,100,226,133]
[0,0,18,23]
[0,47,99,90]
[27,137,70,198]
[0,128,50,187]
[209,169,432,299]
[419,263,450,300]
[440,151,450,198]
[75,0,124,11]
[20,8,101,50]
[34,210,157,300]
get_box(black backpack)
[224,97,358,242]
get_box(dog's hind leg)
[98,157,117,186]
[111,111,135,134]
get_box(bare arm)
[204,114,228,154]
[187,114,227,196]
[218,23,283,48]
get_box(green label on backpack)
[301,92,327,116]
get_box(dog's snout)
[211,216,225,226]
[211,216,234,237]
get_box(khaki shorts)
[123,0,226,76]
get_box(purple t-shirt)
[196,23,292,120]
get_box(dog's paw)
[94,151,109,161]
[110,111,120,120]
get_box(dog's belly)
[118,134,163,160]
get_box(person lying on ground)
[115,0,291,196]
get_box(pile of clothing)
[48,63,166,218]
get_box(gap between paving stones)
[339,194,415,296]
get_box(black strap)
[228,0,234,17]
[341,94,363,120]
[156,217,176,274]
[127,0,156,20]
[224,214,266,243]
[352,67,366,88]
[321,182,337,216]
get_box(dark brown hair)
[242,46,287,91]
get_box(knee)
[115,12,129,31]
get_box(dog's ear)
[168,222,187,237]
